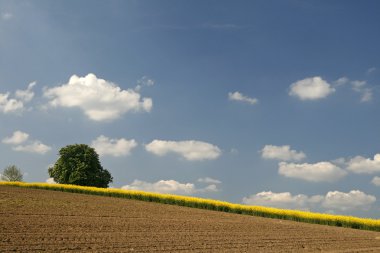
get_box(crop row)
[1,181,380,232]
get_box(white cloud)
[0,92,24,113]
[197,177,222,184]
[242,190,376,212]
[332,76,374,102]
[0,83,36,114]
[322,190,376,211]
[43,73,153,121]
[351,80,372,102]
[352,80,369,95]
[3,131,51,154]
[331,157,347,166]
[289,76,335,100]
[135,76,155,91]
[13,141,51,154]
[145,140,221,161]
[228,91,258,105]
[15,82,36,103]
[199,184,219,193]
[260,145,306,161]
[91,135,137,157]
[332,77,374,102]
[360,89,373,102]
[372,176,380,186]
[122,179,219,195]
[242,191,322,210]
[333,77,349,86]
[346,154,380,174]
[2,131,29,145]
[46,178,57,184]
[278,161,347,182]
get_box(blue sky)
[1,0,380,218]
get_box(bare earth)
[1,186,380,252]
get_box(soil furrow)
[1,186,380,252]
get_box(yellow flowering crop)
[1,181,379,232]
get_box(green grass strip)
[1,181,380,232]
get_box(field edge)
[1,181,379,232]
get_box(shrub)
[1,165,23,182]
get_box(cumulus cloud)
[260,145,306,162]
[228,91,258,105]
[43,73,153,121]
[351,80,373,102]
[0,83,36,114]
[0,92,24,113]
[13,141,51,154]
[3,131,51,154]
[243,191,324,210]
[360,89,373,102]
[278,161,347,182]
[333,77,349,86]
[122,179,219,195]
[15,82,36,103]
[122,180,195,195]
[322,190,376,211]
[289,76,335,100]
[352,80,367,90]
[2,131,29,145]
[242,190,375,212]
[290,75,374,102]
[372,176,380,186]
[197,177,222,184]
[346,154,380,174]
[200,184,219,192]
[91,135,137,157]
[145,140,221,161]
[46,178,57,184]
[332,76,374,102]
[331,157,347,166]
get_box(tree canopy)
[1,165,23,182]
[48,144,112,188]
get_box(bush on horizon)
[1,165,23,182]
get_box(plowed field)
[1,186,380,252]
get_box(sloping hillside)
[1,186,380,252]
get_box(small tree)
[48,144,112,188]
[1,165,23,182]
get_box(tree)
[1,165,23,182]
[48,144,112,188]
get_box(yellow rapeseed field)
[1,181,379,232]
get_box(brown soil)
[1,186,380,252]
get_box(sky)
[1,0,380,218]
